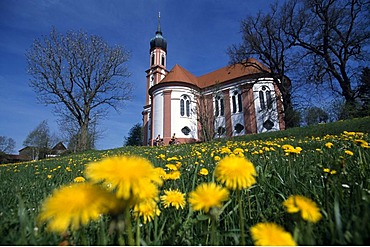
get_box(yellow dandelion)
[250,222,297,246]
[325,142,334,148]
[133,200,160,224]
[283,195,322,223]
[198,168,209,176]
[164,170,181,180]
[73,176,85,183]
[220,147,232,154]
[160,189,186,210]
[154,167,167,179]
[215,156,257,190]
[233,148,244,155]
[188,182,229,213]
[39,183,118,233]
[167,156,179,161]
[165,164,178,171]
[344,150,354,156]
[214,155,221,161]
[86,156,162,201]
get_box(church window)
[259,91,266,110]
[180,99,184,116]
[266,90,272,109]
[263,119,274,130]
[180,95,191,117]
[181,126,191,135]
[232,90,242,113]
[186,99,190,117]
[259,86,273,110]
[151,54,155,66]
[161,55,165,66]
[214,95,224,117]
[234,123,244,133]
[216,126,226,136]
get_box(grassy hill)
[0,117,369,245]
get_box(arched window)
[180,98,184,116]
[151,54,155,66]
[231,90,242,113]
[214,95,224,117]
[259,91,265,110]
[266,90,272,109]
[259,86,273,110]
[161,55,165,66]
[180,95,191,117]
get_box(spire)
[157,12,162,34]
[150,12,167,52]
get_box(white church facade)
[142,19,285,146]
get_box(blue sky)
[0,0,276,153]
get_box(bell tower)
[143,13,168,145]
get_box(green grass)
[0,117,369,245]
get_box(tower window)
[151,54,155,66]
[180,95,191,117]
[161,55,165,66]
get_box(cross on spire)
[156,12,163,35]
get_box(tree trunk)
[78,121,90,151]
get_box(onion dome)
[150,13,167,52]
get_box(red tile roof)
[159,64,199,86]
[158,58,269,89]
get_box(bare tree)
[23,120,58,160]
[0,136,15,154]
[26,27,132,151]
[283,0,370,104]
[228,2,301,128]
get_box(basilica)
[142,19,285,146]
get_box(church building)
[142,18,285,146]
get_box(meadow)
[1,117,369,245]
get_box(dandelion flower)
[39,183,117,233]
[215,156,257,190]
[283,195,322,223]
[325,142,334,148]
[165,164,178,171]
[250,222,297,246]
[154,167,167,179]
[164,170,181,180]
[344,150,354,156]
[188,182,229,213]
[198,168,209,176]
[133,200,160,224]
[73,176,85,183]
[354,139,369,148]
[86,156,162,201]
[160,189,186,210]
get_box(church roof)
[158,58,269,89]
[198,59,269,88]
[159,64,199,86]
